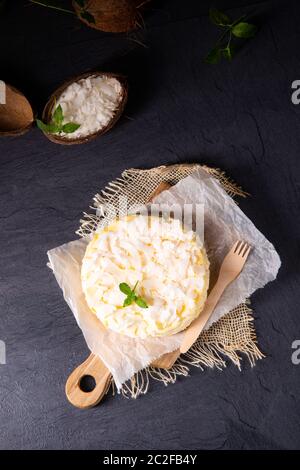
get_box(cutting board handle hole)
[79,375,96,393]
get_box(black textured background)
[0,0,300,450]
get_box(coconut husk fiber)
[73,0,151,33]
[42,71,128,145]
[0,83,34,136]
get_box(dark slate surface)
[0,0,300,450]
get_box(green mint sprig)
[119,281,149,309]
[205,8,257,64]
[36,104,80,135]
[74,0,95,24]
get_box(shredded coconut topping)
[81,215,210,338]
[54,75,123,139]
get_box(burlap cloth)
[77,163,264,398]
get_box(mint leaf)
[209,8,231,26]
[232,22,257,38]
[123,293,136,307]
[36,119,60,134]
[135,297,148,309]
[120,281,149,308]
[123,296,133,307]
[205,47,221,64]
[206,7,256,65]
[222,45,233,61]
[62,122,80,133]
[119,283,132,296]
[47,123,61,133]
[36,119,49,132]
[80,10,95,24]
[53,104,63,126]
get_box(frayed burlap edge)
[77,163,264,398]
[77,164,248,238]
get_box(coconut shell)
[0,83,34,136]
[41,71,128,145]
[72,0,149,33]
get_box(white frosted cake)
[81,215,209,338]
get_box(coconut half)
[41,71,128,145]
[73,0,150,33]
[0,83,34,137]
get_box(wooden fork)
[180,240,251,353]
[152,240,251,367]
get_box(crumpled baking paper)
[47,168,281,389]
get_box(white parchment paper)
[47,168,281,389]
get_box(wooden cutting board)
[65,181,176,409]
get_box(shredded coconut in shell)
[54,75,123,139]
